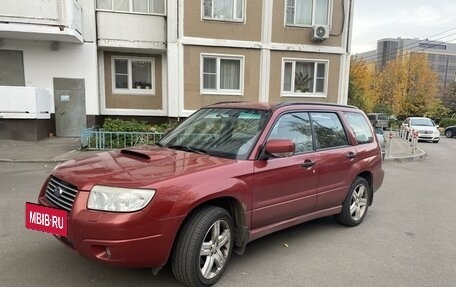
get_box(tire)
[446,131,453,138]
[335,177,370,227]
[172,206,234,287]
[433,139,439,143]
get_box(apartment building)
[0,0,354,140]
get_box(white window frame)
[281,58,328,98]
[111,56,156,95]
[200,53,244,96]
[96,0,166,16]
[284,0,333,28]
[201,0,245,22]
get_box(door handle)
[347,152,356,159]
[301,160,316,168]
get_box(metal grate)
[45,177,78,212]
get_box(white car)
[402,117,440,143]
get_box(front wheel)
[336,177,370,227]
[172,206,234,287]
[446,131,453,138]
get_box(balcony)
[97,11,166,51]
[0,0,83,43]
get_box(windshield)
[159,108,271,160]
[410,118,434,126]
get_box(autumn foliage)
[348,53,444,117]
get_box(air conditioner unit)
[312,25,329,42]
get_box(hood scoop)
[120,149,151,160]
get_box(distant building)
[0,0,354,140]
[358,38,456,89]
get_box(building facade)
[0,0,354,140]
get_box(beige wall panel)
[103,52,163,110]
[269,51,341,104]
[184,46,261,110]
[184,0,262,42]
[271,1,344,47]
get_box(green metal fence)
[81,128,165,150]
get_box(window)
[286,0,331,26]
[112,57,155,94]
[310,112,348,149]
[96,0,165,14]
[0,50,25,86]
[282,59,327,96]
[201,55,243,95]
[345,112,374,144]
[269,113,313,153]
[203,0,244,21]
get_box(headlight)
[88,185,155,212]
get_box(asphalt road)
[1,138,455,287]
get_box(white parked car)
[401,117,440,143]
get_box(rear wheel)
[446,130,453,138]
[336,177,370,227]
[172,206,234,287]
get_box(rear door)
[252,112,319,229]
[310,112,357,210]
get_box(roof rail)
[209,101,248,105]
[271,102,358,110]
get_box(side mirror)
[264,139,295,158]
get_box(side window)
[344,112,374,144]
[310,112,348,149]
[268,112,313,153]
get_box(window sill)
[202,17,245,24]
[281,92,327,98]
[201,91,243,96]
[113,89,156,95]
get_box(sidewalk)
[0,137,89,163]
[0,134,426,163]
[383,132,427,162]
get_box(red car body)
[37,102,384,270]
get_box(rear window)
[345,112,374,144]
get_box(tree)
[442,81,456,114]
[376,53,439,116]
[348,57,377,111]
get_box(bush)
[439,118,456,128]
[102,118,150,132]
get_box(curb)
[384,147,427,162]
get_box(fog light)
[105,247,112,258]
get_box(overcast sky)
[351,0,456,54]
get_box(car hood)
[410,125,438,131]
[52,146,237,191]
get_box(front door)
[53,78,86,137]
[252,112,318,229]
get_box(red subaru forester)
[36,102,384,287]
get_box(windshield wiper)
[167,145,208,155]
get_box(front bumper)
[38,191,184,268]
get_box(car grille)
[419,130,432,134]
[45,176,78,212]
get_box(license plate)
[25,202,68,237]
